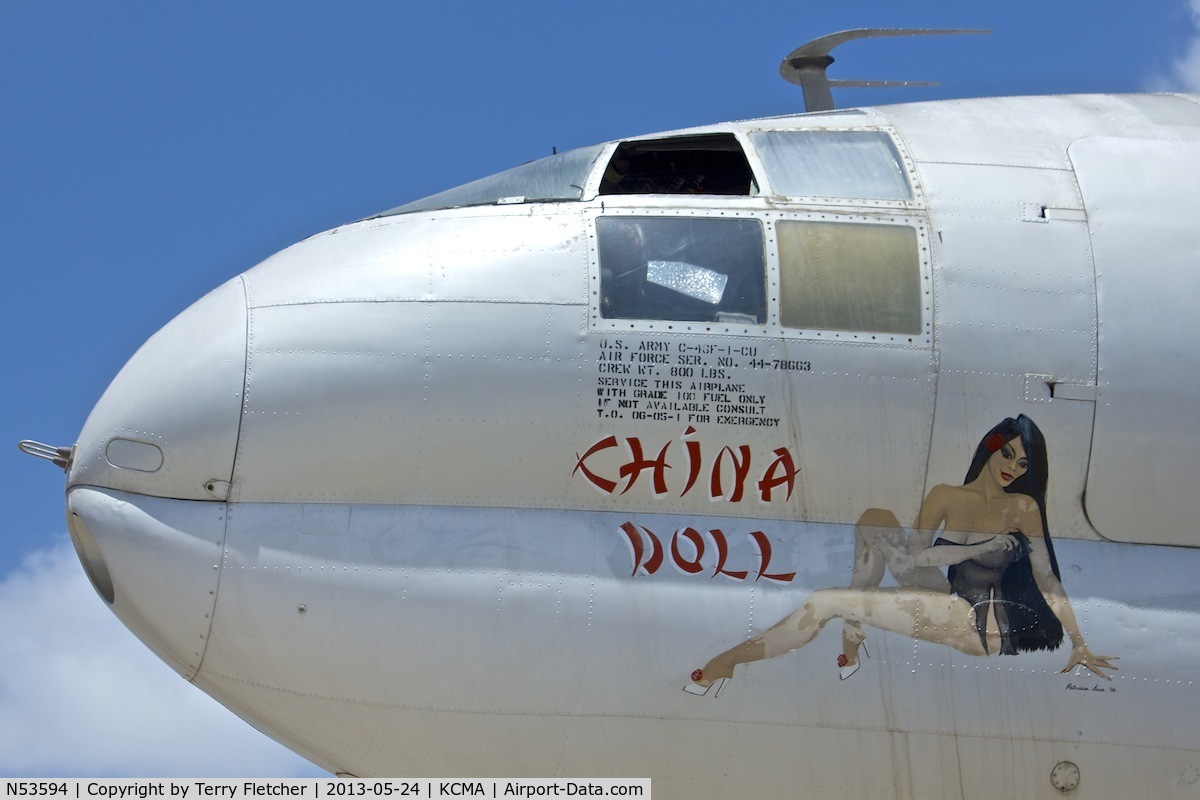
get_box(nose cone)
[63,275,248,678]
[69,276,248,502]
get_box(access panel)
[1070,136,1200,546]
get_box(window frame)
[585,126,931,346]
[746,126,925,211]
[774,212,932,345]
[589,207,773,336]
[598,133,759,198]
[588,206,932,347]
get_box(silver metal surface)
[47,91,1200,798]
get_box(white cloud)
[1166,0,1200,91]
[0,538,325,778]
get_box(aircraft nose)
[63,275,248,678]
[68,275,248,503]
[65,487,227,679]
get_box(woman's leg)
[854,508,951,590]
[695,587,988,686]
[844,510,901,666]
[842,509,952,668]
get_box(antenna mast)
[780,28,990,112]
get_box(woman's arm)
[902,485,1020,568]
[1021,501,1119,678]
[909,484,949,552]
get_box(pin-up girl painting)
[685,415,1116,696]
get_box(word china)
[572,427,799,502]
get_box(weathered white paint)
[62,93,1200,799]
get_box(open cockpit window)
[599,134,756,196]
[597,216,766,323]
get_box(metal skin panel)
[921,162,1095,387]
[1071,136,1200,546]
[69,277,248,502]
[882,95,1171,169]
[572,336,935,525]
[231,200,937,523]
[53,94,1200,799]
[187,501,1199,795]
[233,294,935,522]
[244,208,587,308]
[64,487,225,680]
[918,158,1100,541]
[232,300,588,505]
[230,207,591,506]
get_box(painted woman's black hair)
[954,415,1064,652]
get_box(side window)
[778,220,921,335]
[599,134,756,196]
[750,130,911,201]
[597,217,766,324]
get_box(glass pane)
[779,221,921,334]
[379,144,606,216]
[598,217,766,323]
[751,130,911,200]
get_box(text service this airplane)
[20,27,1200,799]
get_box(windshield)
[749,130,911,201]
[378,144,606,216]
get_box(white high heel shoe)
[838,640,871,681]
[683,669,729,697]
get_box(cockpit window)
[778,220,921,334]
[378,144,606,216]
[597,216,765,323]
[599,134,756,196]
[750,130,911,200]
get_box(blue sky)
[3,0,1199,778]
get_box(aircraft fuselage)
[61,93,1200,798]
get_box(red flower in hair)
[987,433,1006,452]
